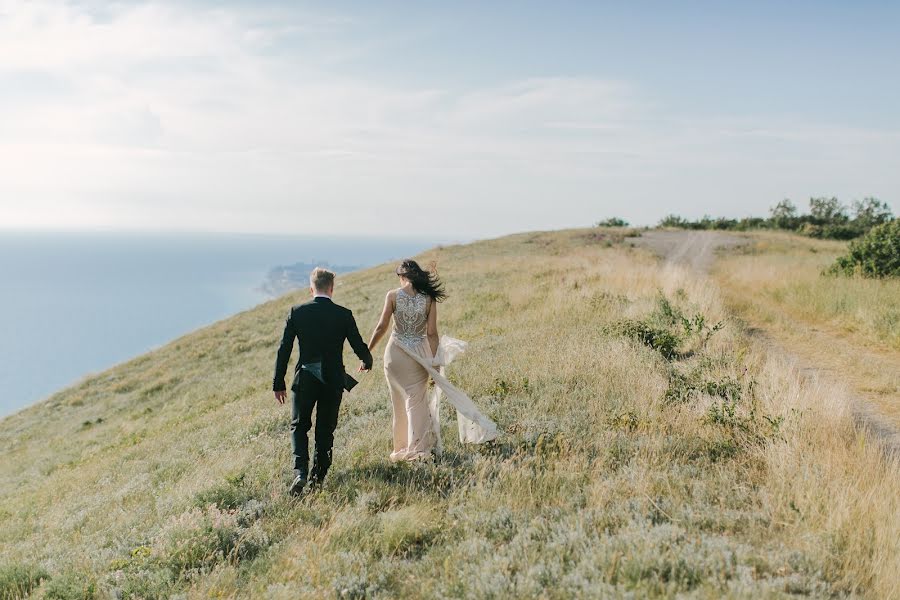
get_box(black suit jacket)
[273,296,373,392]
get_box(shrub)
[0,564,49,600]
[604,319,680,360]
[603,294,726,360]
[596,217,630,227]
[109,567,172,600]
[798,223,823,238]
[152,504,269,579]
[804,223,859,240]
[43,571,97,600]
[194,473,255,510]
[329,552,387,599]
[486,377,530,398]
[655,197,892,239]
[652,293,683,326]
[664,369,743,404]
[822,224,861,240]
[652,293,723,350]
[828,220,900,278]
[332,573,380,600]
[659,214,690,228]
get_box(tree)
[659,215,688,228]
[808,197,847,224]
[596,217,629,227]
[769,199,798,229]
[851,197,893,230]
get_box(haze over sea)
[0,232,433,417]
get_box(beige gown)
[384,288,498,462]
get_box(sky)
[1,0,898,238]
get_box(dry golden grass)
[715,232,899,349]
[714,231,900,426]
[1,228,898,599]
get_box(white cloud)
[0,0,896,235]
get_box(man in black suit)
[273,267,373,495]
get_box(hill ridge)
[1,228,898,599]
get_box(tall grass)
[716,232,900,349]
[0,228,897,598]
[714,231,900,427]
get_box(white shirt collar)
[314,293,332,299]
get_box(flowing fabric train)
[393,334,499,454]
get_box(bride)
[363,259,498,461]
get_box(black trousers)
[290,372,343,481]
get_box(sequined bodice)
[392,288,428,348]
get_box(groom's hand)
[274,390,286,404]
[357,361,371,373]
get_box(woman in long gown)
[364,260,498,461]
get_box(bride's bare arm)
[426,299,439,356]
[366,291,394,350]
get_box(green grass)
[0,564,49,600]
[1,228,898,598]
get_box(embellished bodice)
[392,288,428,348]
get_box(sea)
[0,232,435,417]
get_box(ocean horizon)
[0,231,438,417]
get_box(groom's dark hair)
[310,267,335,292]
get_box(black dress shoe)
[289,474,307,496]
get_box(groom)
[273,267,373,495]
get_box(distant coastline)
[0,232,433,417]
[257,261,361,297]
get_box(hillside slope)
[1,229,898,599]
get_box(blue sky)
[0,0,897,237]
[327,1,900,123]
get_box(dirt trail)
[630,229,900,456]
[629,230,748,271]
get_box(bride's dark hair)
[397,259,447,302]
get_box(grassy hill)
[1,229,898,599]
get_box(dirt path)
[630,229,900,455]
[629,229,748,271]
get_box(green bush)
[804,223,860,240]
[828,220,900,278]
[652,293,723,349]
[604,319,680,360]
[664,369,743,404]
[603,294,726,360]
[194,473,255,510]
[596,217,630,227]
[659,214,690,228]
[43,571,97,600]
[0,564,49,600]
[658,196,893,239]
